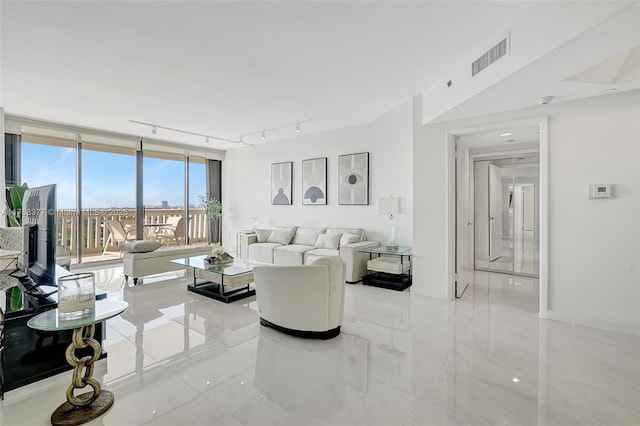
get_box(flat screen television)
[21,184,56,286]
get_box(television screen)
[21,184,56,286]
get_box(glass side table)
[27,300,128,426]
[358,246,412,291]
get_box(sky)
[21,143,206,210]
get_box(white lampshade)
[377,197,401,216]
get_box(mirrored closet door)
[474,154,539,277]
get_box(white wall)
[420,1,631,123]
[414,90,640,334]
[222,100,413,252]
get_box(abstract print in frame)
[338,152,369,205]
[302,157,327,205]
[271,161,293,205]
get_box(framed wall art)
[339,152,369,205]
[271,161,292,205]
[302,157,327,205]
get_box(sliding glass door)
[81,143,137,262]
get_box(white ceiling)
[1,1,638,151]
[0,1,531,148]
[458,124,540,150]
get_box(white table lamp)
[377,196,401,250]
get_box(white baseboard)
[546,310,640,336]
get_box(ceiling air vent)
[472,37,508,77]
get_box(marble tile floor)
[1,266,638,425]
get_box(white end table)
[27,300,128,426]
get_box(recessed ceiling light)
[499,132,512,137]
[513,377,520,383]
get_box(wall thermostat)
[588,184,614,199]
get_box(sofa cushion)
[339,232,360,247]
[326,228,365,242]
[314,233,341,250]
[249,242,283,264]
[292,227,325,246]
[304,248,340,264]
[124,244,210,260]
[120,240,162,253]
[266,228,295,245]
[273,244,315,266]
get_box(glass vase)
[57,272,96,320]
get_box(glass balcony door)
[143,152,185,246]
[81,143,137,263]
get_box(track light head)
[261,131,266,140]
[240,136,244,144]
[205,137,210,144]
[295,122,301,133]
[151,126,157,135]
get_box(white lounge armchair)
[253,256,346,339]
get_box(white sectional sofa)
[240,226,378,283]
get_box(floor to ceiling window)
[20,136,77,256]
[81,142,137,263]
[10,120,220,266]
[143,150,186,245]
[188,157,207,244]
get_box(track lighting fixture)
[237,118,312,143]
[130,118,312,147]
[129,120,254,146]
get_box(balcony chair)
[102,219,136,255]
[253,256,346,339]
[156,216,188,246]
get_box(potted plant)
[6,183,28,227]
[198,195,222,243]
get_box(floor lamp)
[377,196,401,250]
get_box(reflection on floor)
[476,232,539,276]
[2,266,638,425]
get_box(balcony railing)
[56,208,210,256]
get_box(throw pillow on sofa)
[120,240,162,253]
[266,229,295,245]
[339,232,360,247]
[292,227,324,246]
[314,233,342,250]
[256,229,272,243]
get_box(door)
[474,161,490,262]
[488,163,503,261]
[455,140,473,297]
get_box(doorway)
[449,116,548,312]
[473,154,540,277]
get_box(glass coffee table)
[171,255,256,303]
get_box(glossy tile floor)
[2,266,639,425]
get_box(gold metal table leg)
[51,324,113,426]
